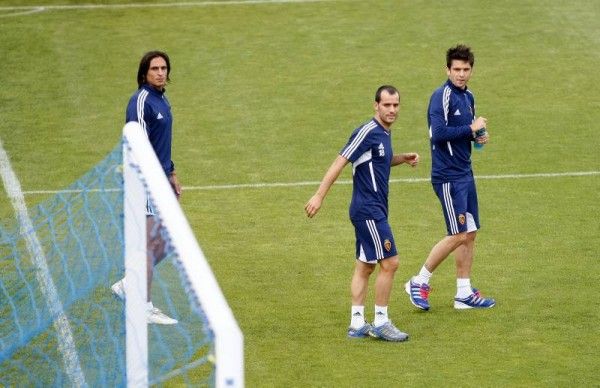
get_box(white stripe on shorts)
[443,182,459,234]
[366,219,383,260]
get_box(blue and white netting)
[0,143,214,386]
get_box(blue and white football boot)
[405,278,431,311]
[369,321,409,342]
[454,288,496,309]
[347,322,374,338]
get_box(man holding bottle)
[405,44,495,311]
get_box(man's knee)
[379,255,399,273]
[355,261,376,276]
[449,232,469,246]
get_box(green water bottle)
[474,128,487,150]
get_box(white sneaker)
[111,278,125,300]
[147,306,178,325]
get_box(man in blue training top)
[405,44,496,311]
[112,50,181,325]
[305,85,419,342]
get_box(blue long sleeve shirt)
[428,79,476,183]
[126,84,175,176]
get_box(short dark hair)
[375,85,399,102]
[137,50,171,88]
[446,44,474,68]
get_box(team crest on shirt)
[458,214,466,225]
[384,239,392,252]
[378,143,385,157]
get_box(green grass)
[1,0,599,386]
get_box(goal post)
[123,121,244,387]
[0,125,239,385]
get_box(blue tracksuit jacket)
[428,79,477,183]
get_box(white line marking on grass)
[475,171,600,180]
[186,170,600,190]
[0,138,86,387]
[0,7,45,18]
[0,0,337,17]
[20,170,600,195]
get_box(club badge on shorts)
[384,239,392,252]
[458,214,466,225]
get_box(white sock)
[414,266,433,285]
[146,301,154,311]
[456,278,472,299]
[373,305,388,327]
[350,305,365,329]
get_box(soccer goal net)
[0,122,243,387]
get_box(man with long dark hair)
[112,50,181,325]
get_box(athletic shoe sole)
[348,323,373,338]
[454,300,496,309]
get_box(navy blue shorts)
[352,219,398,263]
[432,180,480,235]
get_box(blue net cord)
[0,141,214,386]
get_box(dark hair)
[446,44,474,68]
[137,50,171,88]
[375,85,399,102]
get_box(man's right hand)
[304,195,323,218]
[470,116,487,132]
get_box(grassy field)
[1,0,599,386]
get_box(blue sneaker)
[405,278,431,311]
[454,288,495,309]
[348,322,373,338]
[370,321,409,342]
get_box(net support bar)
[123,122,244,388]
[123,136,149,387]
